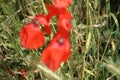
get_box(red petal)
[58,12,72,37]
[34,14,51,35]
[46,3,72,32]
[57,27,70,39]
[53,0,72,8]
[46,3,58,20]
[34,14,48,25]
[44,25,51,35]
[46,3,69,19]
[58,16,72,32]
[20,23,45,49]
[41,33,70,71]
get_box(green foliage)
[0,0,120,80]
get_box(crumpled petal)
[46,3,69,20]
[41,33,70,71]
[53,0,72,8]
[58,13,72,32]
[46,3,58,20]
[20,23,45,49]
[34,14,51,35]
[46,3,72,32]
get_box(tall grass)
[0,0,120,80]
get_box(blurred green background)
[0,0,120,80]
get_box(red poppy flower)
[46,3,72,31]
[46,3,69,20]
[41,33,70,71]
[33,14,51,35]
[53,0,72,8]
[20,23,45,49]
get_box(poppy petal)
[57,27,70,39]
[20,23,45,49]
[53,0,72,8]
[46,3,69,19]
[46,3,58,20]
[58,7,72,39]
[58,17,72,32]
[33,14,51,35]
[44,25,51,35]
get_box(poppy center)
[33,19,44,30]
[57,37,64,45]
[33,19,39,26]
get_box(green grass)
[0,0,120,80]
